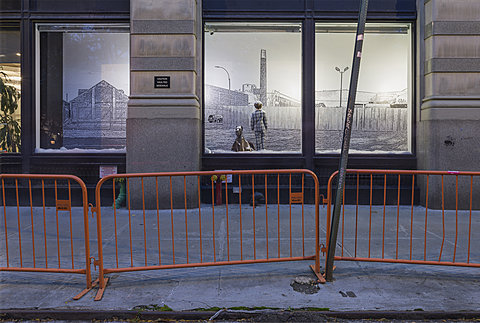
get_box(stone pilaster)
[418,0,480,208]
[127,0,202,208]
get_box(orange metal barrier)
[92,170,321,300]
[0,174,94,299]
[325,169,480,277]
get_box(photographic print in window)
[315,23,412,154]
[204,22,302,154]
[37,24,129,152]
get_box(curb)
[2,309,480,321]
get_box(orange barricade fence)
[325,169,480,277]
[92,170,322,300]
[0,174,94,299]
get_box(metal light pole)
[214,65,231,91]
[335,66,349,107]
[325,0,369,282]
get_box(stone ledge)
[132,20,195,34]
[425,58,480,73]
[127,106,201,119]
[421,99,480,120]
[425,21,480,38]
[131,57,196,71]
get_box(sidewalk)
[1,204,479,315]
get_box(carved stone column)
[127,0,202,208]
[418,0,480,208]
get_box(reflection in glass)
[0,24,21,153]
[315,23,412,154]
[37,24,129,151]
[204,22,302,154]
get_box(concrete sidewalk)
[0,204,480,314]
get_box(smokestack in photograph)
[260,49,267,105]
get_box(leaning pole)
[325,0,369,281]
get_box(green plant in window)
[0,70,21,152]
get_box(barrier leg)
[73,279,100,300]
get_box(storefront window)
[0,24,21,153]
[315,23,412,154]
[36,24,129,151]
[204,22,302,154]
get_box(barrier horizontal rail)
[0,174,94,299]
[325,169,480,279]
[92,169,321,300]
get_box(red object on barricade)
[91,169,322,300]
[324,169,480,280]
[0,174,94,299]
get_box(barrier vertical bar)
[42,180,47,267]
[468,176,473,263]
[54,180,60,267]
[225,178,229,261]
[342,184,345,257]
[289,174,292,258]
[253,174,256,260]
[68,180,74,268]
[2,178,9,267]
[424,175,429,261]
[301,174,304,258]
[113,180,119,267]
[28,179,36,268]
[439,175,445,261]
[277,173,280,259]
[410,175,415,260]
[197,176,202,263]
[265,174,269,259]
[156,177,162,265]
[239,175,243,260]
[16,179,22,267]
[127,178,133,267]
[368,174,372,258]
[184,176,189,263]
[382,174,386,259]
[211,177,216,262]
[396,174,400,259]
[142,177,147,266]
[355,174,359,257]
[454,175,458,262]
[170,177,175,264]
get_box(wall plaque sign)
[154,76,170,88]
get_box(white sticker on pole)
[357,51,362,58]
[100,165,118,178]
[357,34,364,41]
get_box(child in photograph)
[250,101,268,150]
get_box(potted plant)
[0,70,21,152]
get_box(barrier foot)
[309,265,326,284]
[73,279,99,300]
[94,277,109,301]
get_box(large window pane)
[36,24,129,151]
[204,22,302,154]
[0,24,21,153]
[315,23,412,154]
